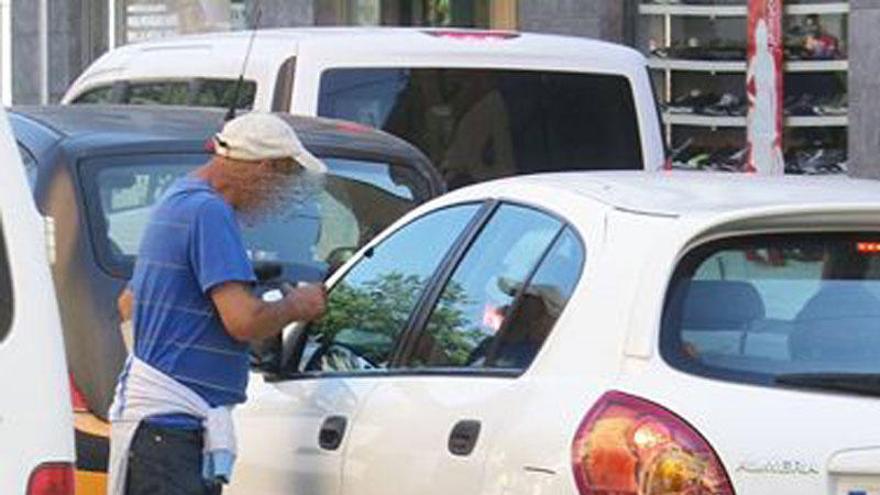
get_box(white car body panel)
[0,108,74,492]
[63,28,665,171]
[236,171,880,495]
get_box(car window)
[72,85,115,104]
[407,204,564,370]
[662,233,880,389]
[125,81,190,105]
[297,204,482,374]
[318,68,642,189]
[485,227,584,370]
[192,79,257,110]
[0,225,11,344]
[82,154,434,281]
[16,143,37,191]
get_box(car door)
[340,202,585,495]
[230,202,485,495]
[0,109,75,493]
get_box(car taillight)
[572,391,734,495]
[69,374,88,412]
[27,463,74,495]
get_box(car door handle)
[448,419,481,457]
[318,415,347,451]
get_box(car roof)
[9,105,434,173]
[110,27,642,61]
[477,171,880,217]
[75,27,646,83]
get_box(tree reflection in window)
[301,204,480,373]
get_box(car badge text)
[736,459,820,476]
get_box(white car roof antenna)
[225,0,262,122]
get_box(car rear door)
[230,202,485,495]
[0,108,74,493]
[340,202,585,495]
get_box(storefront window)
[316,0,492,28]
[122,0,246,44]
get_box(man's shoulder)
[162,180,230,219]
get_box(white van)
[0,108,75,493]
[63,28,666,185]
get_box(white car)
[231,171,880,495]
[62,28,666,183]
[0,108,75,493]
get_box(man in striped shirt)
[113,113,327,495]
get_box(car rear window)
[662,233,880,388]
[71,79,257,109]
[81,153,433,281]
[318,68,643,188]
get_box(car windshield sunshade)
[661,233,880,393]
[318,68,643,188]
[80,153,432,282]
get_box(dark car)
[10,105,441,492]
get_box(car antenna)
[224,1,262,121]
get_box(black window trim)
[271,56,297,112]
[280,198,586,382]
[0,217,12,345]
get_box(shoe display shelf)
[640,1,850,174]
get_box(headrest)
[675,280,765,330]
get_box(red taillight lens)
[572,391,734,495]
[27,463,74,495]
[69,374,88,412]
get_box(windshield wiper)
[775,373,880,398]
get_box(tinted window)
[73,85,115,104]
[17,144,37,191]
[0,225,11,343]
[408,204,563,370]
[487,227,583,370]
[125,81,189,105]
[319,68,642,188]
[83,154,433,280]
[662,234,880,389]
[299,205,481,373]
[193,79,257,110]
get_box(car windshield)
[662,233,880,388]
[318,68,643,188]
[83,153,431,282]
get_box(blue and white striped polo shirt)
[129,176,256,408]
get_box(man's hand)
[285,283,327,322]
[211,281,327,343]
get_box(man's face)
[227,157,303,218]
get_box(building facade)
[5,0,875,178]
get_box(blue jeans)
[126,423,222,495]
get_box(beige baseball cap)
[213,113,327,173]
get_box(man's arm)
[118,288,134,322]
[211,282,326,343]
